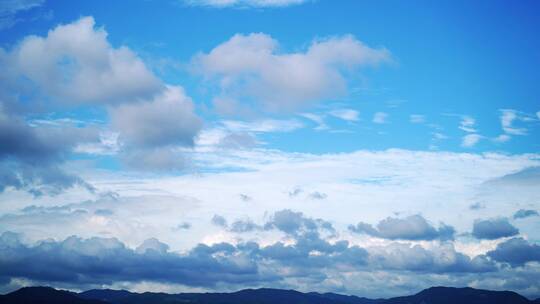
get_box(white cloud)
[493,134,511,143]
[461,134,482,148]
[500,109,527,136]
[193,33,390,111]
[300,113,328,130]
[372,112,388,124]
[537,111,540,120]
[409,114,425,124]
[459,116,476,133]
[329,109,359,122]
[0,0,44,30]
[194,118,303,151]
[221,119,303,133]
[4,148,539,253]
[184,0,308,8]
[3,16,162,105]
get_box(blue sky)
[0,0,540,299]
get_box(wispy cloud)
[500,109,528,136]
[461,134,482,148]
[300,113,328,130]
[183,0,309,8]
[409,114,425,124]
[0,0,44,29]
[329,109,360,122]
[372,112,388,124]
[459,116,477,133]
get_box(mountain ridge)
[1,286,537,304]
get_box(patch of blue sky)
[3,0,539,155]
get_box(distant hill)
[0,286,536,304]
[0,287,108,304]
[385,286,531,304]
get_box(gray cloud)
[469,202,485,210]
[211,215,228,227]
[264,209,335,237]
[472,218,519,240]
[486,166,540,187]
[308,191,327,200]
[367,242,496,274]
[219,133,257,149]
[513,209,539,220]
[239,194,252,202]
[0,229,504,293]
[213,210,335,236]
[230,219,261,233]
[173,222,192,230]
[0,107,98,195]
[349,215,455,241]
[0,232,268,287]
[110,86,201,149]
[487,237,540,266]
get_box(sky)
[0,0,540,299]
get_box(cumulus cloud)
[487,237,540,266]
[349,215,455,241]
[0,229,505,293]
[367,242,495,273]
[193,33,390,111]
[472,218,519,240]
[230,218,261,233]
[2,17,161,105]
[110,85,202,170]
[513,209,539,219]
[264,209,335,237]
[111,86,201,149]
[183,0,309,8]
[0,16,204,180]
[0,232,266,287]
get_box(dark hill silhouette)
[0,286,536,304]
[385,286,530,304]
[0,287,108,304]
[79,289,134,303]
